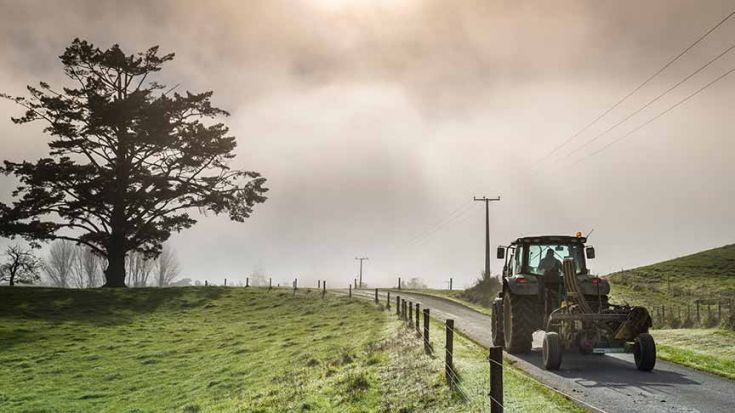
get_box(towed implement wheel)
[634,333,656,371]
[491,300,505,348]
[542,332,562,370]
[503,293,535,353]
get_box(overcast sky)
[1,0,734,288]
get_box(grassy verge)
[0,287,478,412]
[387,289,491,316]
[416,316,584,412]
[651,328,735,380]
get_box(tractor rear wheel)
[634,333,656,371]
[542,332,562,370]
[491,299,505,348]
[503,292,535,353]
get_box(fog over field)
[1,0,734,287]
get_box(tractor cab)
[497,235,594,279]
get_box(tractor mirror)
[496,247,505,259]
[586,246,596,259]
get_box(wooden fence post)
[354,279,357,289]
[409,302,414,327]
[318,280,321,289]
[662,305,666,325]
[375,288,379,304]
[402,299,407,321]
[445,319,455,387]
[423,308,430,354]
[449,277,453,291]
[322,281,326,298]
[415,303,421,334]
[396,295,400,315]
[245,277,249,288]
[268,278,272,290]
[224,278,227,287]
[205,280,208,287]
[489,346,504,413]
[349,284,352,298]
[398,277,401,290]
[387,291,391,309]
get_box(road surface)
[343,289,734,413]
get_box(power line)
[561,41,735,160]
[578,63,735,161]
[533,9,735,167]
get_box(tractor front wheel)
[634,333,656,371]
[503,292,535,353]
[542,332,562,370]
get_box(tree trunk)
[103,247,126,287]
[103,229,127,287]
[9,272,15,287]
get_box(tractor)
[491,234,656,371]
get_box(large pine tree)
[0,39,268,287]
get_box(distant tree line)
[0,240,180,288]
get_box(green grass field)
[0,286,581,412]
[607,243,735,324]
[651,329,735,380]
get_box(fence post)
[375,288,379,304]
[268,277,272,290]
[387,291,391,309]
[396,295,400,315]
[409,302,414,326]
[402,299,407,321]
[322,281,326,298]
[318,280,321,289]
[293,278,297,295]
[449,277,453,291]
[398,277,401,290]
[445,319,455,387]
[224,278,227,287]
[662,306,666,325]
[423,308,430,354]
[349,284,352,298]
[205,280,208,287]
[415,303,421,334]
[354,278,357,289]
[489,346,504,413]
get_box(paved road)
[343,289,734,413]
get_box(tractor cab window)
[513,245,524,275]
[526,243,586,275]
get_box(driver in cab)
[538,248,562,273]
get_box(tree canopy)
[0,39,268,287]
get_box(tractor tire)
[491,300,505,348]
[634,333,656,371]
[503,292,535,353]
[542,332,562,370]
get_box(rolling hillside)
[607,243,735,313]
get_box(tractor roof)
[511,235,587,245]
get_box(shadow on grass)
[0,286,225,327]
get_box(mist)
[1,0,734,288]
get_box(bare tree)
[248,268,269,287]
[71,246,103,288]
[405,277,428,289]
[155,246,180,287]
[0,245,42,286]
[127,252,154,287]
[44,240,76,288]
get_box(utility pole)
[474,196,500,278]
[355,257,368,288]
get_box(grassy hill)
[607,243,735,328]
[0,286,581,412]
